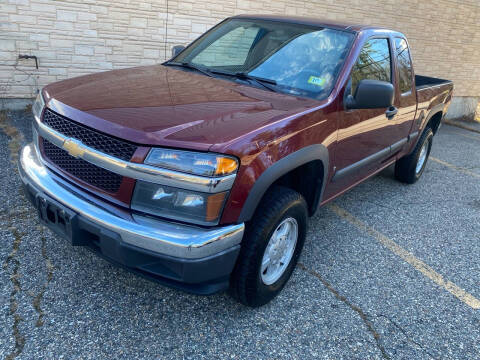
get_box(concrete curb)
[444,120,480,134]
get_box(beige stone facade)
[1,0,479,102]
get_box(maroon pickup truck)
[19,15,453,306]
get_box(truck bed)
[414,75,454,133]
[415,75,452,90]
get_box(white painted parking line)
[430,157,480,179]
[329,203,480,310]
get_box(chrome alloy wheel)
[260,217,298,285]
[416,140,429,174]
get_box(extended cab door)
[327,37,398,196]
[392,37,417,146]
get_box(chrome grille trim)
[34,111,236,193]
[43,138,124,193]
[43,108,137,161]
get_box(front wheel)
[395,127,433,184]
[230,186,307,307]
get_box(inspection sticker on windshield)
[307,76,326,86]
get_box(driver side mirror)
[345,79,394,109]
[171,45,186,58]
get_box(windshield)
[172,18,354,100]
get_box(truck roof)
[232,14,395,33]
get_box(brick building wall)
[1,0,479,106]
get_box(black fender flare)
[238,144,329,223]
[421,103,445,131]
[408,104,444,152]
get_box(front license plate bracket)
[36,194,82,244]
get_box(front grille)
[43,139,123,193]
[42,108,137,161]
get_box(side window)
[191,26,260,68]
[351,38,391,95]
[395,38,413,94]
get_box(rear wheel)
[230,186,307,307]
[395,127,433,184]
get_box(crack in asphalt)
[1,110,57,357]
[3,226,26,360]
[297,263,391,360]
[0,111,25,167]
[33,228,55,327]
[297,263,445,359]
[373,314,439,360]
[0,209,31,221]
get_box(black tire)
[230,186,308,307]
[395,127,433,184]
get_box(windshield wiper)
[236,72,278,92]
[165,63,278,92]
[165,61,213,78]
[210,69,277,92]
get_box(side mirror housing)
[171,45,186,58]
[346,79,394,109]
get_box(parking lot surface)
[1,110,479,359]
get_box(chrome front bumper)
[19,143,244,260]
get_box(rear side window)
[351,38,391,95]
[395,38,413,94]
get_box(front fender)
[237,144,329,223]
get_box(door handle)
[386,106,398,120]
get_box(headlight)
[145,148,238,177]
[32,91,45,120]
[131,181,228,226]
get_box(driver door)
[327,37,397,196]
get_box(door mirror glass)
[346,79,394,109]
[171,45,186,58]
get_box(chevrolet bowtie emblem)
[62,138,85,158]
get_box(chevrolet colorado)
[19,15,454,307]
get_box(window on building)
[395,37,413,94]
[351,38,391,95]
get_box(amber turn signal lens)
[215,157,238,176]
[206,192,227,222]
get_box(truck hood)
[43,65,320,152]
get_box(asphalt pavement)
[1,110,479,359]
